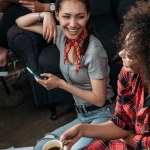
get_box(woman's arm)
[16,12,41,27]
[81,121,131,139]
[19,0,52,12]
[60,121,132,148]
[35,73,106,107]
[16,12,57,43]
[59,77,107,107]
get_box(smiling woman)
[15,0,115,149]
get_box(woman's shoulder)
[56,25,65,48]
[86,35,107,56]
[89,35,103,47]
[118,67,142,85]
[57,25,64,36]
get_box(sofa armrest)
[7,25,51,106]
[7,24,46,71]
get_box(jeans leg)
[51,118,81,137]
[72,103,115,150]
[34,103,116,150]
[34,118,81,150]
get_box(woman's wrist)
[58,79,66,89]
[79,124,86,137]
[38,12,42,21]
[39,12,47,21]
[42,3,50,12]
[39,12,52,21]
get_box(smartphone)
[26,67,44,80]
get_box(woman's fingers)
[43,25,49,41]
[47,30,53,43]
[44,27,49,41]
[41,73,51,78]
[19,0,30,5]
[46,28,53,43]
[20,1,35,12]
[53,28,57,44]
[35,73,54,90]
[43,27,54,43]
[35,76,48,89]
[41,12,57,43]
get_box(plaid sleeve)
[81,139,131,150]
[133,135,150,149]
[111,68,134,130]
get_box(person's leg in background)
[0,4,31,75]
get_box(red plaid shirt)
[82,68,150,150]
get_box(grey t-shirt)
[56,26,114,105]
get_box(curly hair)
[118,0,150,87]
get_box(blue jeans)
[34,102,115,150]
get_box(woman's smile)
[55,0,89,39]
[67,27,80,35]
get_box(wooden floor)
[0,74,76,149]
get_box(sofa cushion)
[89,0,112,17]
[39,44,61,74]
[91,15,119,62]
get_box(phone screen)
[26,67,44,80]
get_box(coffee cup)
[42,139,67,150]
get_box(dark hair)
[55,0,92,55]
[118,0,150,88]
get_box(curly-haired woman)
[60,0,150,149]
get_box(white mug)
[42,140,67,150]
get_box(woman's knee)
[34,138,50,150]
[34,134,59,150]
[72,137,93,150]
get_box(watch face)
[50,3,55,13]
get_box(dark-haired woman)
[16,0,115,149]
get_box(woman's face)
[55,0,89,39]
[119,33,140,73]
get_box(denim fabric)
[34,102,115,150]
[33,134,59,150]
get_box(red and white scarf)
[64,29,88,73]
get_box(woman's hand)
[60,125,83,150]
[18,1,57,43]
[19,0,44,12]
[122,132,135,149]
[16,11,57,43]
[41,12,57,43]
[35,73,62,90]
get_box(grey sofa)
[7,0,137,110]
